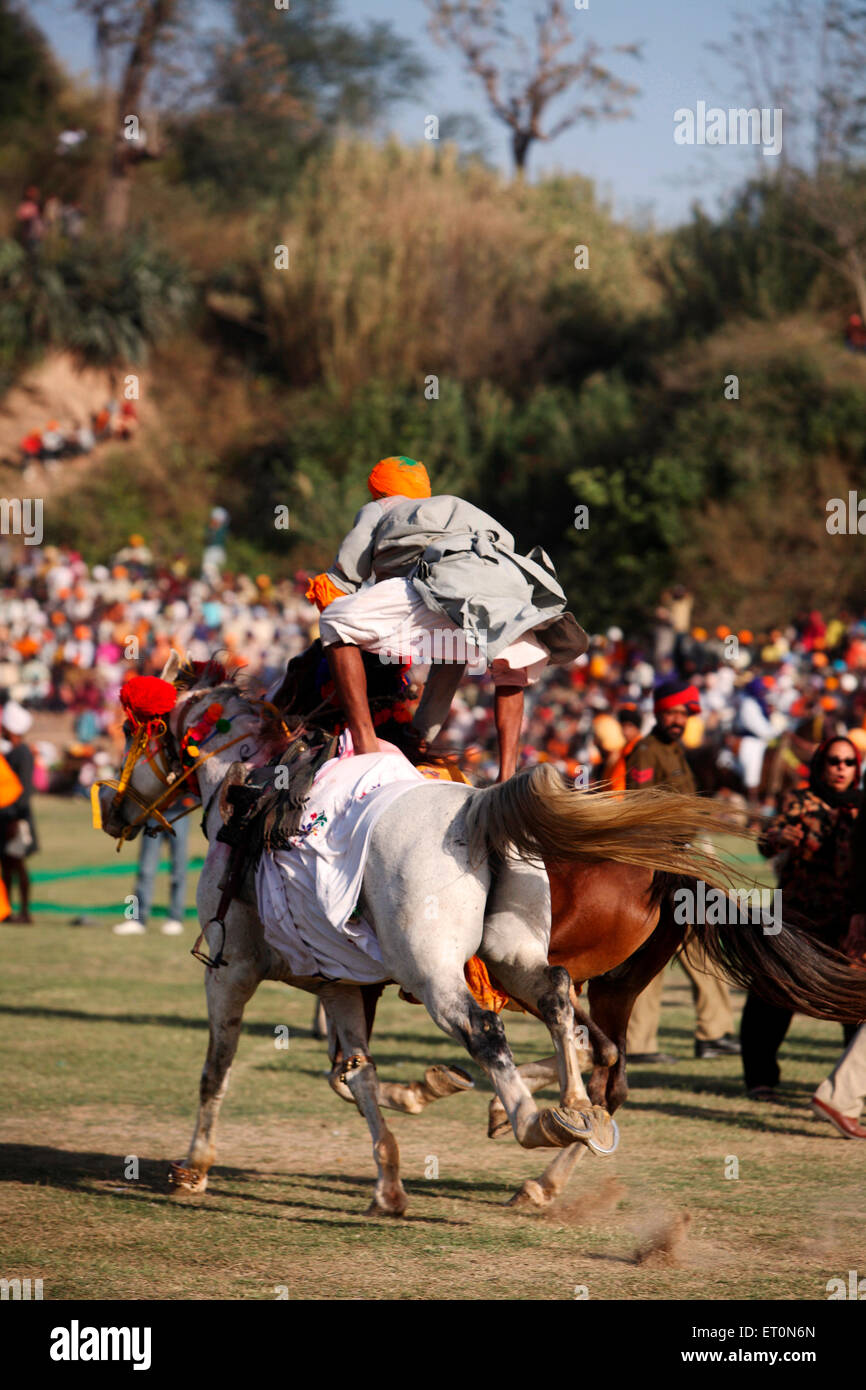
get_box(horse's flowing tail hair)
[658,874,866,1024]
[464,764,739,888]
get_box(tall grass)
[241,139,657,394]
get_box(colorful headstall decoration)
[179,700,228,765]
[119,676,178,730]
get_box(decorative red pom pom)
[120,676,178,725]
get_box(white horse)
[97,657,725,1215]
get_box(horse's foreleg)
[169,960,263,1194]
[323,984,408,1217]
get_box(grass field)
[1,797,864,1301]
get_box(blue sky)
[31,0,776,227]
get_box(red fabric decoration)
[120,676,178,725]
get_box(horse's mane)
[175,655,290,757]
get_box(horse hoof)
[538,1106,595,1147]
[423,1064,475,1099]
[364,1197,408,1218]
[586,1109,620,1157]
[506,1179,548,1209]
[167,1161,208,1193]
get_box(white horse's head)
[95,655,285,845]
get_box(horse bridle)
[90,693,250,849]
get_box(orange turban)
[368,456,431,500]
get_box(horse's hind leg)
[417,978,593,1150]
[481,952,617,1152]
[169,957,263,1194]
[323,984,408,1217]
[488,1005,617,1137]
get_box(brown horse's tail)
[464,764,739,886]
[656,872,866,1024]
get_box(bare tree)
[708,0,866,170]
[76,0,180,232]
[709,0,866,316]
[424,0,640,175]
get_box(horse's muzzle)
[97,784,142,841]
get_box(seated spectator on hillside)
[19,430,43,467]
[15,187,43,249]
[41,421,66,462]
[845,313,866,351]
[202,506,229,585]
[114,401,138,440]
[61,202,85,240]
[70,418,95,455]
[56,129,88,155]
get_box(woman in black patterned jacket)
[741,736,862,1099]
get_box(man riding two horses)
[301,456,588,781]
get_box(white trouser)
[738,735,767,791]
[319,577,550,688]
[814,1022,866,1119]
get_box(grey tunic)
[325,495,587,664]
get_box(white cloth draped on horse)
[255,736,426,981]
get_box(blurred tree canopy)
[0,0,61,130]
[170,0,428,203]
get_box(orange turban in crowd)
[368,456,431,500]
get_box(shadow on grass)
[0,1003,322,1041]
[0,1143,481,1225]
[0,1004,483,1058]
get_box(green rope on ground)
[29,903,199,917]
[31,857,206,883]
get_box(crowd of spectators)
[1,536,866,811]
[0,534,320,797]
[446,601,866,800]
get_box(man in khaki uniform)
[625,678,739,1062]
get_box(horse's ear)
[160,650,181,684]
